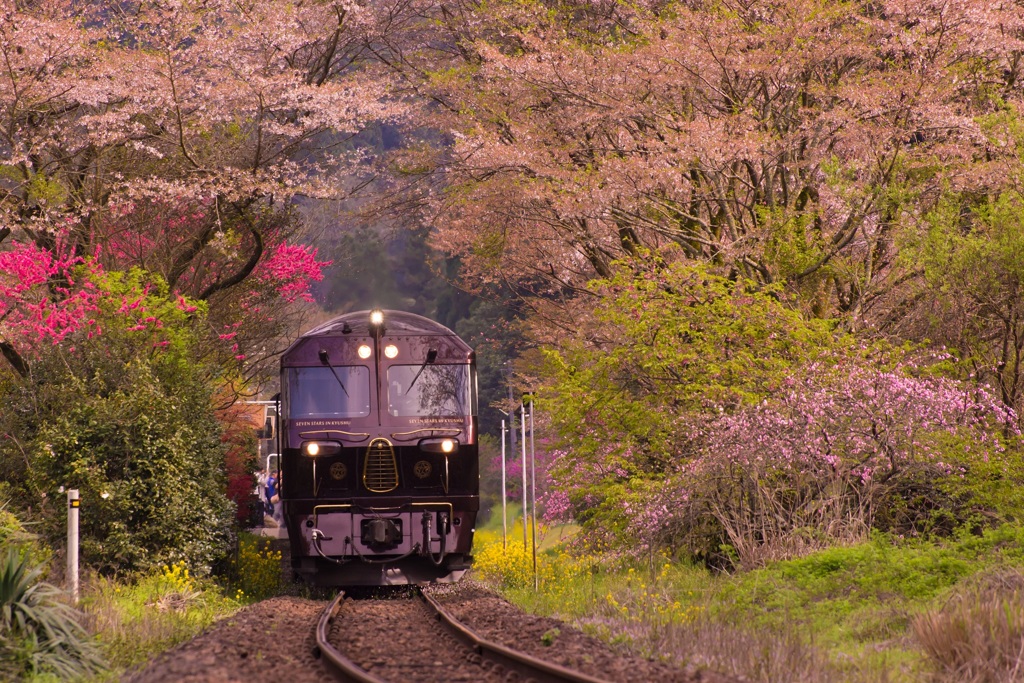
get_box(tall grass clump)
[83,560,240,670]
[913,568,1024,682]
[0,548,106,681]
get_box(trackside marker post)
[529,403,537,591]
[521,403,528,550]
[67,489,79,605]
[501,418,508,550]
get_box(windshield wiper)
[405,348,438,394]
[318,349,349,397]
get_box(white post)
[67,489,79,605]
[501,418,507,549]
[521,403,528,550]
[530,405,538,590]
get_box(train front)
[279,309,479,585]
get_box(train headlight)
[357,344,372,359]
[384,344,399,359]
[419,438,460,454]
[370,309,384,326]
[302,441,341,457]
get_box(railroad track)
[314,587,614,683]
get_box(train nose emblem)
[329,462,347,480]
[414,460,432,479]
[363,438,399,492]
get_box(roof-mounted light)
[370,309,384,326]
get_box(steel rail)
[315,587,615,683]
[417,588,614,683]
[314,592,388,683]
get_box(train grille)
[363,439,398,492]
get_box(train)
[275,309,478,585]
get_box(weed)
[541,627,560,646]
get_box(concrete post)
[67,489,79,605]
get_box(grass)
[77,531,286,679]
[468,513,1024,682]
[80,561,243,675]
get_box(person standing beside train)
[264,470,277,519]
[272,472,284,526]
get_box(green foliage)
[27,363,234,573]
[934,443,1024,527]
[551,255,836,414]
[0,549,106,680]
[910,189,1024,414]
[0,268,233,574]
[539,253,842,549]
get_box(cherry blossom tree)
[390,0,1024,332]
[0,0,422,377]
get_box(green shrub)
[0,270,234,575]
[0,548,105,680]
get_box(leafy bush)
[0,548,105,680]
[26,361,235,574]
[540,257,840,559]
[0,497,48,565]
[540,254,1017,566]
[0,269,234,574]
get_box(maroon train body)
[278,309,478,585]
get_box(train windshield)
[287,367,371,418]
[387,364,471,417]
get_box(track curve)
[315,588,614,683]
